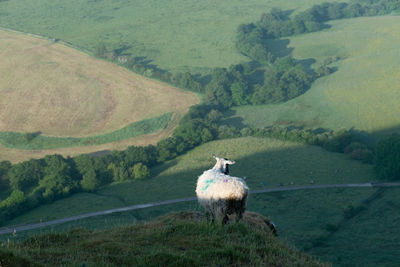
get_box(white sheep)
[196,156,249,224]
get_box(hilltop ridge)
[1,211,327,266]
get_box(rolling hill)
[0,0,350,74]
[0,29,199,162]
[2,136,374,226]
[231,15,400,140]
[2,137,398,266]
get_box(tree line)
[236,0,400,62]
[2,100,398,224]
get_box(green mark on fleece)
[202,179,214,191]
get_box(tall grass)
[0,211,327,266]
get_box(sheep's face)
[213,156,235,175]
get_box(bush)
[133,163,150,179]
[375,134,400,180]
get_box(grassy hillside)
[232,16,400,139]
[0,0,349,73]
[2,137,396,266]
[0,211,327,266]
[0,29,198,162]
[5,188,400,266]
[3,137,374,226]
[249,187,400,266]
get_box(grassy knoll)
[3,136,374,226]
[0,212,327,266]
[0,112,171,150]
[0,0,348,74]
[4,188,399,266]
[232,16,400,139]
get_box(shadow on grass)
[265,38,293,58]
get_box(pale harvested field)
[0,29,199,137]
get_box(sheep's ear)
[213,155,219,160]
[227,160,235,165]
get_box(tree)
[375,135,400,180]
[80,169,98,191]
[132,163,150,179]
[0,161,11,191]
[205,83,232,108]
[178,72,202,92]
[8,159,43,193]
[39,155,77,200]
[0,190,25,209]
[107,162,133,182]
[230,82,248,106]
[157,137,178,162]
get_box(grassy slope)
[0,113,172,150]
[3,137,374,225]
[3,137,397,266]
[0,29,198,162]
[0,0,348,74]
[232,16,400,139]
[312,188,400,266]
[1,212,327,266]
[0,29,198,137]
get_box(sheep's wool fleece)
[196,169,248,200]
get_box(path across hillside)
[1,182,400,235]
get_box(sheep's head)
[212,156,235,175]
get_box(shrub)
[133,163,150,179]
[375,134,400,180]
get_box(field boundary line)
[1,182,400,235]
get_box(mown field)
[232,16,400,140]
[0,29,198,162]
[0,0,349,74]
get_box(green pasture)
[4,187,400,266]
[250,187,400,266]
[0,113,171,150]
[232,16,400,140]
[0,0,348,74]
[3,136,374,226]
[3,137,396,266]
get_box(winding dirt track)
[1,182,400,235]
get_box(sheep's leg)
[210,211,215,223]
[206,206,215,223]
[235,211,243,222]
[222,214,229,225]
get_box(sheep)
[196,156,249,224]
